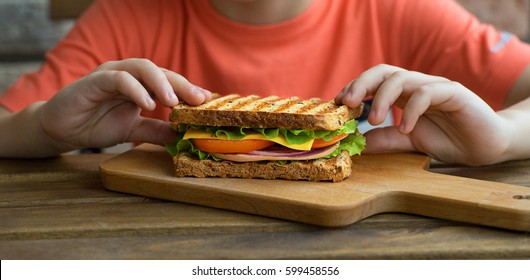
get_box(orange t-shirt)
[2,0,530,122]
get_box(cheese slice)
[183,127,314,151]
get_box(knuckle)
[385,70,410,85]
[168,71,189,84]
[449,80,464,89]
[415,84,431,95]
[387,70,408,81]
[96,60,118,70]
[132,58,156,67]
[110,70,132,82]
[374,63,403,73]
[374,63,391,69]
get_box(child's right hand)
[38,58,211,153]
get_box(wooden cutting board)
[100,144,530,231]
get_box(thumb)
[128,117,177,145]
[363,126,417,154]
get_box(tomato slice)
[311,134,349,148]
[191,139,275,154]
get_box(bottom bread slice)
[173,151,353,182]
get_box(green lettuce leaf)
[175,119,359,144]
[322,130,366,159]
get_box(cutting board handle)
[380,167,530,231]
[349,153,530,231]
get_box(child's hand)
[335,64,510,165]
[38,58,211,151]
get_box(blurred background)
[1,0,529,92]
[0,0,529,152]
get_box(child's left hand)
[335,64,510,165]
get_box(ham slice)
[212,143,339,162]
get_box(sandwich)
[165,94,366,182]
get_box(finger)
[162,69,212,106]
[127,117,177,145]
[337,64,403,115]
[99,59,178,106]
[335,80,355,105]
[399,81,462,134]
[92,70,156,111]
[363,126,417,154]
[370,70,448,125]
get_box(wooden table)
[1,152,529,259]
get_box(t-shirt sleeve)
[0,0,140,112]
[385,0,530,110]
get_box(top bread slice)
[170,94,364,130]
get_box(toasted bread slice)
[170,94,363,130]
[173,150,353,182]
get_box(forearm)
[497,97,530,163]
[0,103,75,158]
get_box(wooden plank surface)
[0,153,110,183]
[1,151,530,259]
[1,214,528,259]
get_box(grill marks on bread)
[171,94,363,130]
[198,94,338,115]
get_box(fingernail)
[368,108,378,121]
[145,96,155,107]
[398,120,408,134]
[192,86,210,95]
[192,86,212,103]
[167,90,178,101]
